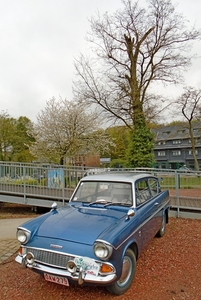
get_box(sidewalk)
[0,239,20,263]
[0,218,32,264]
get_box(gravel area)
[0,215,201,300]
[0,203,48,219]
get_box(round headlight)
[94,242,113,260]
[17,229,31,244]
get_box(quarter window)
[148,179,159,196]
[135,179,151,206]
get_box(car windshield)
[71,181,132,207]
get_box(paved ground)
[0,239,20,263]
[0,218,32,264]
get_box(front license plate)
[44,273,69,286]
[74,257,100,276]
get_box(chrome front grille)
[25,247,74,269]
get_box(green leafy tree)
[74,0,200,167]
[12,117,35,162]
[105,126,130,158]
[0,112,14,161]
[0,112,34,162]
[127,125,155,167]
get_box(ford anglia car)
[15,172,170,295]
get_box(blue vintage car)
[15,172,170,295]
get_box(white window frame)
[188,150,198,155]
[158,151,165,156]
[172,150,181,156]
[172,140,181,144]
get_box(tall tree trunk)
[189,122,199,171]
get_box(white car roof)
[81,172,155,183]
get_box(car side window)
[136,179,151,206]
[148,178,159,196]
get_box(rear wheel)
[106,248,136,295]
[156,213,166,237]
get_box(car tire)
[106,248,136,295]
[156,213,166,237]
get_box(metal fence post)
[175,171,180,218]
[62,168,65,206]
[23,166,27,204]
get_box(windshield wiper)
[104,202,131,207]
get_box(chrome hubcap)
[118,256,132,286]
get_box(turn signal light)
[100,264,114,273]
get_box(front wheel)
[106,248,136,295]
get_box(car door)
[135,177,160,251]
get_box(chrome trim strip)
[19,246,101,264]
[94,240,114,248]
[17,227,31,234]
[79,206,107,211]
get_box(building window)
[177,129,186,134]
[188,150,198,155]
[172,140,181,144]
[193,128,199,133]
[158,151,165,156]
[158,141,166,145]
[162,131,170,136]
[172,150,181,156]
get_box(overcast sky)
[0,0,201,122]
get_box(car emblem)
[50,244,63,249]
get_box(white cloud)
[0,0,200,122]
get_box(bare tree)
[73,0,200,166]
[177,87,201,171]
[28,97,113,165]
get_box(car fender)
[110,236,139,279]
[162,206,169,224]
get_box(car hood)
[35,204,127,245]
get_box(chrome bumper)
[15,254,117,285]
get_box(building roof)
[152,123,201,142]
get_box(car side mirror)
[51,202,58,211]
[126,209,135,220]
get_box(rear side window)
[135,179,151,206]
[148,178,159,196]
[135,178,159,206]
